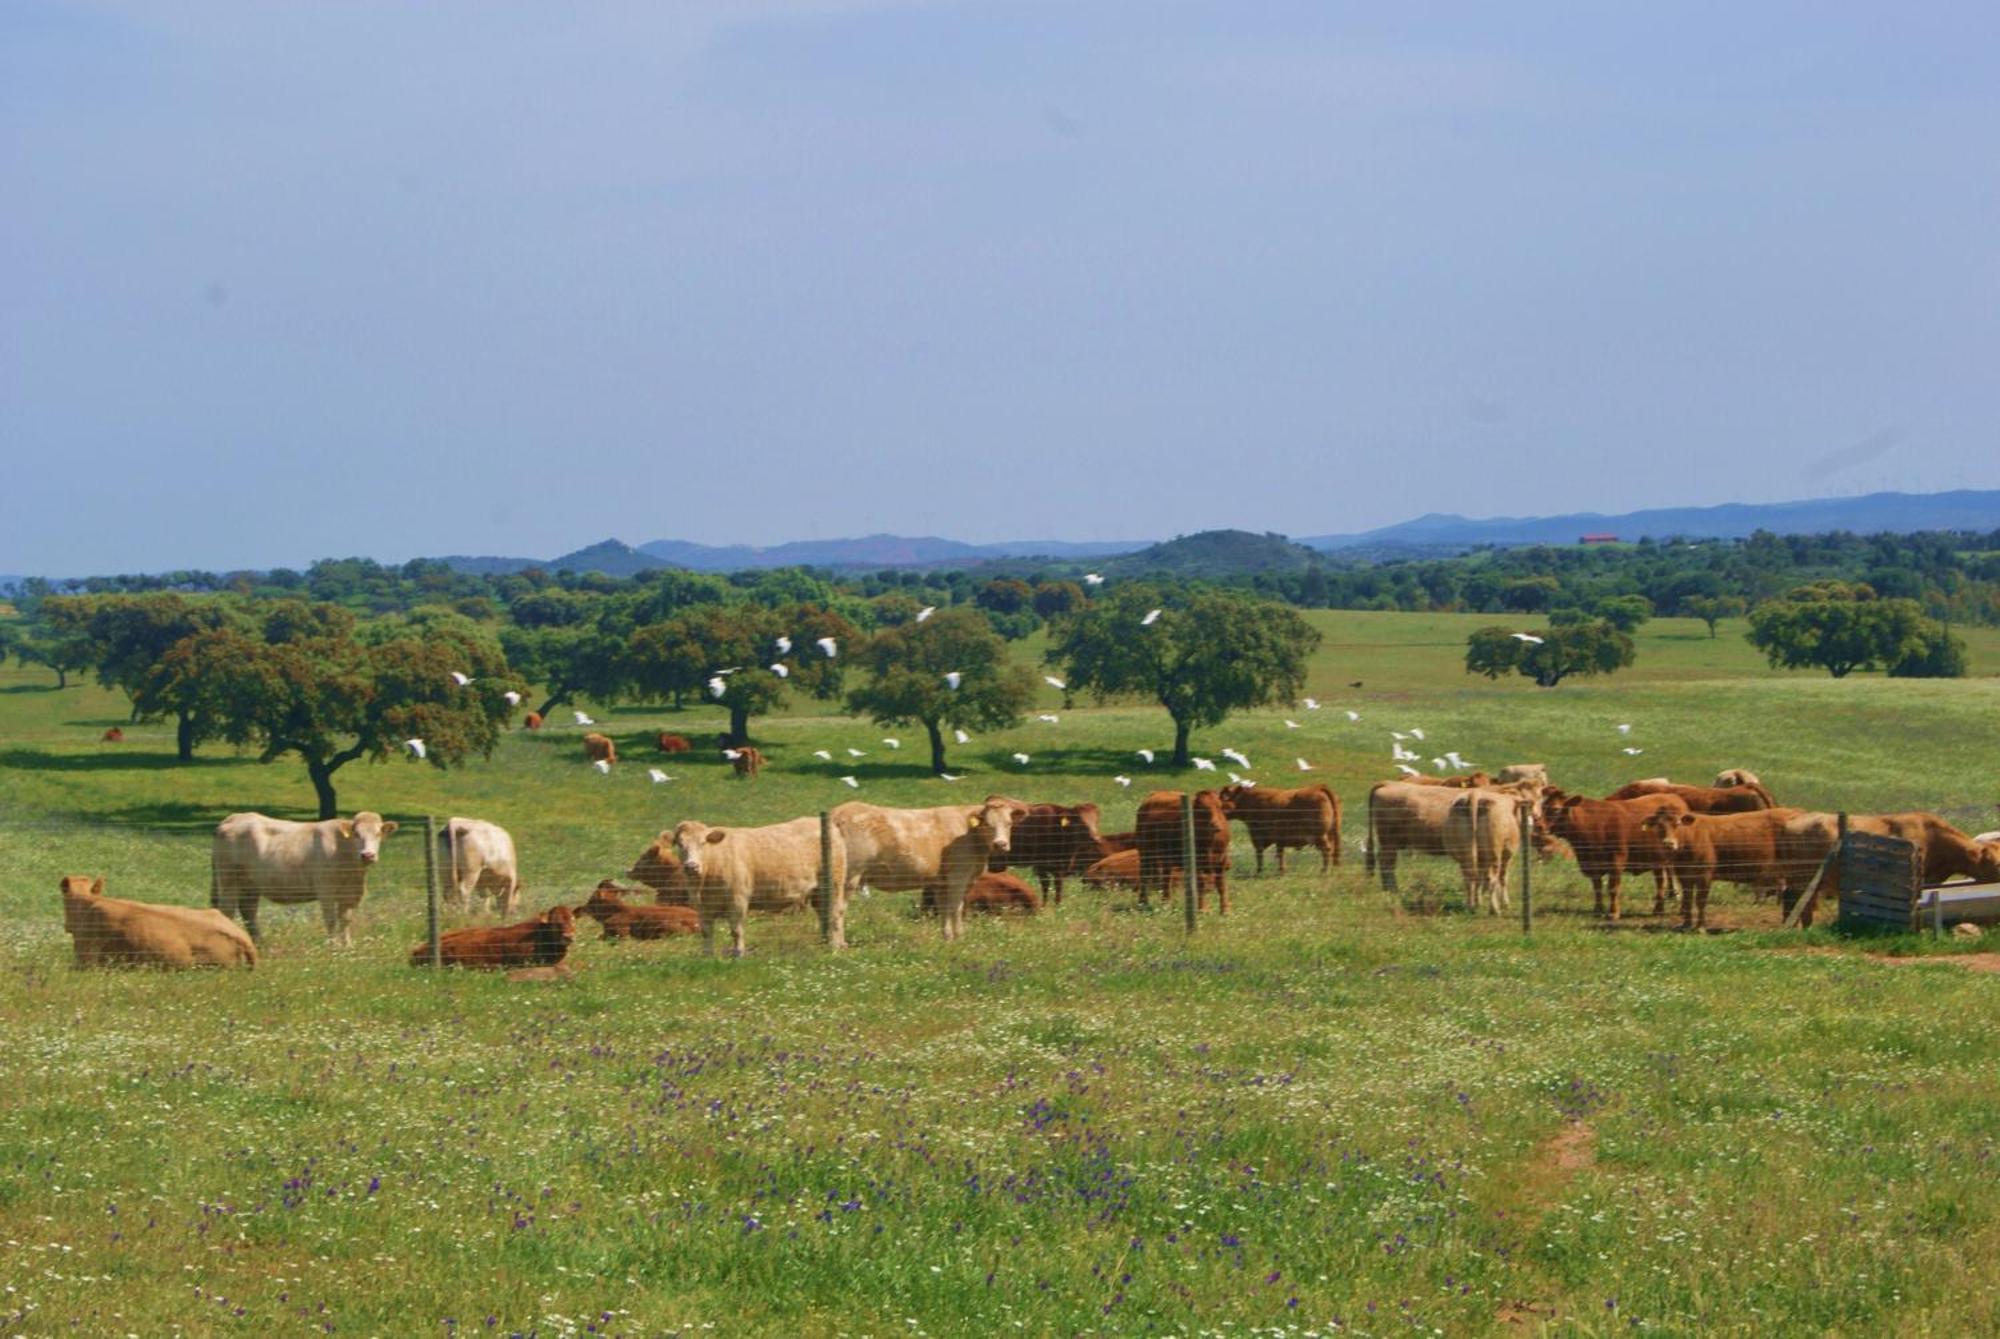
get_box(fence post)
[423,815,441,968]
[1519,805,1533,936]
[1180,792,1198,934]
[818,810,835,944]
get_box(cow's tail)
[1319,785,1342,863]
[1364,787,1379,878]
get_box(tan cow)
[438,816,521,916]
[1494,764,1549,786]
[1217,783,1341,874]
[832,797,1028,943]
[1640,807,1804,928]
[671,816,845,956]
[1442,788,1534,915]
[1366,780,1543,894]
[1778,811,2000,908]
[211,811,399,946]
[1712,768,1763,790]
[583,733,617,765]
[62,875,258,969]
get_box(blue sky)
[5,3,1998,572]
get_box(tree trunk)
[176,711,196,762]
[729,704,750,743]
[1171,717,1192,769]
[306,757,339,820]
[535,689,571,720]
[926,719,948,775]
[56,667,68,689]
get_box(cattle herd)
[54,766,2000,971]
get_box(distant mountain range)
[436,534,1147,577]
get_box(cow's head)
[541,904,577,947]
[968,796,1029,856]
[628,832,689,897]
[1713,768,1761,789]
[1640,809,1696,852]
[340,811,398,863]
[1216,784,1249,813]
[672,821,724,878]
[578,880,627,922]
[59,874,103,901]
[1971,840,2000,884]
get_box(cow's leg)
[698,906,718,957]
[1274,845,1286,876]
[730,902,748,958]
[1680,876,1698,929]
[238,896,262,946]
[1694,880,1710,930]
[1651,867,1668,917]
[1378,849,1399,895]
[1606,867,1623,921]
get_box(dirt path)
[1773,947,2000,974]
[1490,1119,1598,1327]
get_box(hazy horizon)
[7,4,1999,571]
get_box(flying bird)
[915,606,935,622]
[1136,748,1155,764]
[846,748,866,758]
[1345,710,1360,722]
[403,738,426,759]
[943,671,963,690]
[708,677,728,699]
[1012,752,1031,765]
[1296,758,1313,771]
[1445,752,1470,769]
[1392,745,1418,762]
[1113,774,1132,787]
[1083,573,1104,586]
[775,636,792,655]
[1396,763,1421,777]
[1622,747,1644,756]
[770,663,790,678]
[1228,771,1247,785]
[815,637,838,657]
[1303,697,1320,711]
[839,775,860,788]
[648,768,671,784]
[1409,728,1425,741]
[954,728,971,745]
[1432,758,1448,771]
[502,690,522,707]
[449,671,473,687]
[882,738,900,749]
[1140,609,1162,626]
[1037,714,1059,724]
[573,711,595,726]
[1221,748,1250,768]
[1510,632,1544,645]
[592,759,612,776]
[1193,757,1216,771]
[813,749,833,761]
[1043,675,1066,690]
[1391,731,1408,742]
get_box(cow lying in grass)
[921,871,1039,916]
[410,905,575,969]
[575,881,700,940]
[61,875,258,969]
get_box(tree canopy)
[847,607,1036,773]
[627,602,857,742]
[1044,586,1319,766]
[1465,622,1636,688]
[1745,584,1946,678]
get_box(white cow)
[671,816,845,956]
[211,811,399,946]
[832,796,1027,943]
[438,817,521,916]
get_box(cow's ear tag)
[1058,816,1070,828]
[967,815,981,829]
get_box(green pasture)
[2,612,1998,1334]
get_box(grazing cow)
[1441,787,1535,915]
[410,905,575,969]
[438,816,521,916]
[626,832,695,905]
[673,816,845,955]
[727,745,765,779]
[1713,768,1762,790]
[1366,780,1545,894]
[1081,848,1142,890]
[1134,790,1232,913]
[1218,783,1341,874]
[211,811,399,946]
[1540,791,1691,919]
[833,797,1028,942]
[657,733,692,753]
[988,802,1104,904]
[1778,812,2000,908]
[61,875,257,969]
[576,881,701,940]
[923,871,1040,916]
[1639,808,1804,928]
[523,712,543,730]
[583,733,617,765]
[1605,779,1777,813]
[101,727,125,743]
[1495,764,1549,786]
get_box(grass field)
[3,613,1999,1335]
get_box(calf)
[523,711,543,730]
[1081,848,1141,890]
[101,727,125,743]
[1640,808,1803,929]
[988,802,1104,904]
[923,871,1039,916]
[1218,783,1340,874]
[576,881,700,940]
[410,905,576,969]
[657,732,692,753]
[1134,790,1232,913]
[726,745,765,779]
[61,875,258,969]
[583,733,617,765]
[1540,791,1691,919]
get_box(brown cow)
[1540,790,1691,919]
[1218,783,1341,874]
[101,727,125,743]
[60,876,258,969]
[1081,848,1141,890]
[576,881,701,940]
[1778,811,2000,915]
[410,904,576,968]
[988,802,1104,904]
[726,745,765,779]
[1134,790,1232,913]
[1639,808,1804,928]
[1605,779,1777,813]
[657,733,692,753]
[523,712,544,730]
[627,832,695,905]
[922,871,1040,916]
[583,733,617,765]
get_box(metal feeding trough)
[1914,883,2000,926]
